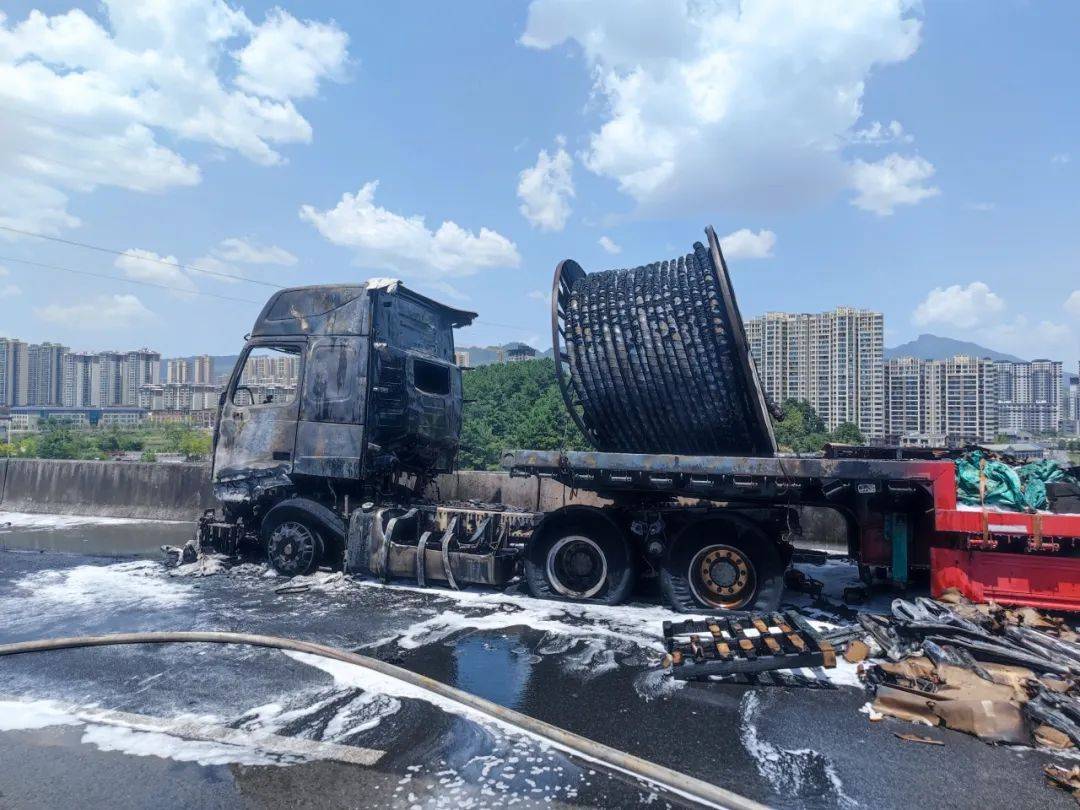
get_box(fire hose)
[0,631,766,810]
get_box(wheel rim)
[688,544,756,609]
[268,521,317,576]
[546,535,608,599]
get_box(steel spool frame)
[550,227,777,456]
[551,257,597,446]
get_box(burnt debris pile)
[552,226,776,457]
[831,593,1080,788]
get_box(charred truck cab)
[199,278,536,581]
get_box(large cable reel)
[551,226,776,456]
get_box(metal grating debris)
[661,611,836,680]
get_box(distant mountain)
[884,334,1025,363]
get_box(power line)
[3,254,547,329]
[472,318,537,333]
[0,224,283,288]
[0,255,262,304]
[1,226,545,334]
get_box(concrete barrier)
[0,459,214,521]
[0,460,847,549]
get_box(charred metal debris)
[661,611,836,680]
[828,594,1080,799]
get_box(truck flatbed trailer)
[502,448,950,505]
[503,448,1080,611]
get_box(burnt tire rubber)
[524,509,636,606]
[661,520,784,613]
[264,513,325,577]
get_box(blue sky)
[0,0,1077,367]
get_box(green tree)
[141,449,158,462]
[458,358,589,469]
[179,430,212,460]
[772,399,829,453]
[36,419,85,459]
[829,422,865,445]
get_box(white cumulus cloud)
[235,9,349,101]
[597,235,622,254]
[984,317,1076,364]
[0,1,350,234]
[214,237,297,266]
[300,181,521,277]
[1065,290,1080,318]
[115,248,196,296]
[521,0,924,214]
[35,293,154,329]
[849,120,912,145]
[912,282,1004,330]
[850,153,939,215]
[719,228,776,260]
[517,139,575,231]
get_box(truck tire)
[264,512,325,577]
[524,507,635,606]
[661,519,784,613]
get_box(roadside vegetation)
[455,358,864,468]
[0,420,212,461]
[772,399,864,453]
[458,358,589,470]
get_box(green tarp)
[956,451,1077,511]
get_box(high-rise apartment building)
[885,355,997,443]
[240,354,299,385]
[124,349,161,406]
[138,382,218,412]
[193,355,213,385]
[27,342,68,406]
[995,359,1063,435]
[62,352,102,407]
[884,357,927,437]
[97,351,125,406]
[0,338,29,406]
[746,307,884,438]
[165,357,190,384]
[926,356,997,442]
[1064,365,1080,436]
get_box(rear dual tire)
[524,508,636,606]
[661,520,784,613]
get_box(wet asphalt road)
[0,516,1075,810]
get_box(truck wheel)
[265,516,324,577]
[662,520,783,613]
[524,509,635,605]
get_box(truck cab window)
[234,345,301,406]
[413,357,451,396]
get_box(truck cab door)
[212,341,305,488]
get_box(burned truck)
[197,228,954,613]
